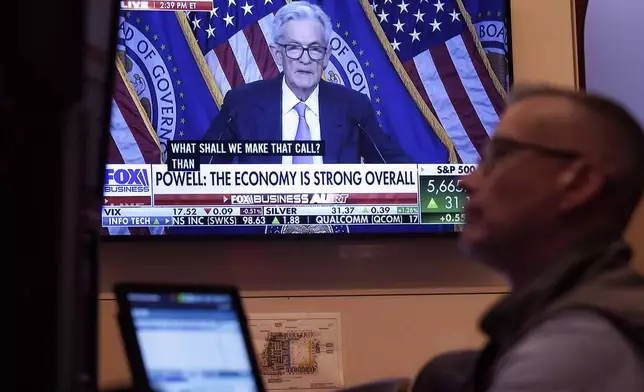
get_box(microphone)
[356,121,387,163]
[208,109,236,164]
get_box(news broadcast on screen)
[104,0,510,236]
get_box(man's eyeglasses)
[278,43,327,61]
[479,136,581,173]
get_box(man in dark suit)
[202,1,410,164]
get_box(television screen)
[103,0,511,236]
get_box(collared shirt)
[281,78,323,164]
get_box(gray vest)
[470,240,644,391]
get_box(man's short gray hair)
[272,1,333,46]
[507,83,644,231]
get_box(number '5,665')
[426,179,464,194]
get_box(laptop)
[114,283,266,392]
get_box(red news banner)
[120,0,213,11]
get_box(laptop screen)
[126,291,260,392]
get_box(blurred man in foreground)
[415,86,644,391]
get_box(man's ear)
[270,44,283,67]
[557,160,605,213]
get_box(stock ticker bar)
[120,0,213,11]
[101,164,476,228]
[102,205,421,227]
[102,214,418,227]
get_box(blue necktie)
[292,102,313,164]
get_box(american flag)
[105,60,164,236]
[187,0,286,101]
[372,0,506,162]
[108,58,163,166]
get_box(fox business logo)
[231,194,349,205]
[105,168,150,193]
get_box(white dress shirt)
[281,78,323,164]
